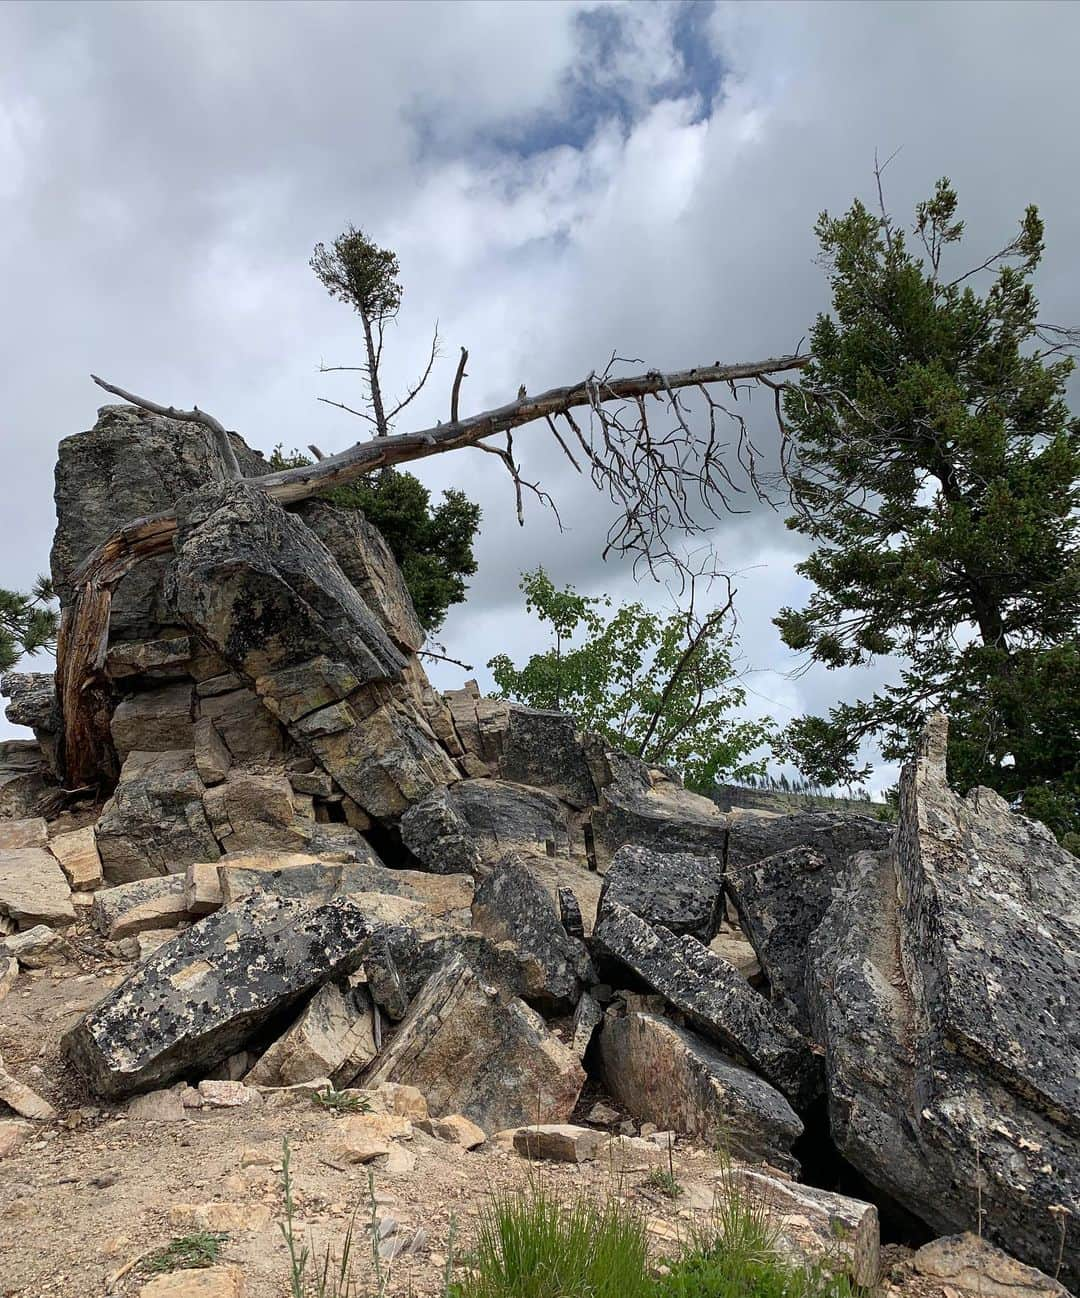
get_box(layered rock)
[808,715,1080,1287]
[471,853,593,1012]
[597,843,724,941]
[593,901,820,1110]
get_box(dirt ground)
[1,939,942,1298]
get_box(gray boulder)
[401,779,573,875]
[0,741,58,819]
[167,480,458,820]
[50,404,263,638]
[593,901,820,1110]
[598,843,724,941]
[498,708,597,809]
[472,854,593,1013]
[94,750,220,883]
[588,749,727,869]
[725,845,834,1035]
[726,809,890,871]
[364,955,585,1133]
[63,892,371,1098]
[808,715,1080,1288]
[599,1010,802,1171]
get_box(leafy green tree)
[0,577,58,673]
[268,447,480,635]
[774,178,1080,843]
[489,567,772,789]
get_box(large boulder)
[726,809,891,871]
[597,843,724,941]
[63,892,371,1098]
[497,708,597,809]
[167,481,459,820]
[593,902,820,1110]
[808,715,1080,1287]
[588,749,727,869]
[401,779,573,875]
[0,741,58,819]
[598,1010,803,1171]
[364,955,585,1133]
[50,404,263,638]
[725,845,840,1035]
[471,853,593,1013]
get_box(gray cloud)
[2,0,1078,790]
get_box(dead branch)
[61,351,811,786]
[90,375,241,479]
[386,324,440,421]
[450,346,469,423]
[417,649,475,672]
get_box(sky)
[2,0,1079,788]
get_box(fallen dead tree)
[57,352,811,788]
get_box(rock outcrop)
[808,715,1080,1288]
[2,405,1073,1293]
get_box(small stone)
[0,846,75,927]
[92,875,194,940]
[338,1113,412,1163]
[648,1130,676,1149]
[586,1102,620,1126]
[0,956,17,1002]
[3,924,74,968]
[513,1124,604,1164]
[126,1088,187,1121]
[383,1145,417,1174]
[240,1147,276,1167]
[640,1122,658,1138]
[914,1233,1070,1298]
[368,1082,428,1120]
[138,1263,248,1296]
[184,860,224,915]
[168,1202,272,1234]
[0,1118,32,1159]
[197,1079,261,1107]
[430,1114,486,1150]
[0,1053,55,1120]
[48,826,104,891]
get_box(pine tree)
[0,577,58,673]
[775,178,1080,844]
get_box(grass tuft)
[143,1232,227,1274]
[313,1086,372,1114]
[449,1186,654,1298]
[645,1168,683,1200]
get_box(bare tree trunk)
[58,352,810,787]
[361,311,389,438]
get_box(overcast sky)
[2,0,1078,787]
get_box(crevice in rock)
[363,821,426,871]
[792,1097,934,1247]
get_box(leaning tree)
[57,349,811,789]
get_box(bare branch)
[90,374,241,479]
[385,323,440,421]
[307,444,325,461]
[317,396,379,424]
[417,648,474,671]
[450,346,469,424]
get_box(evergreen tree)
[775,178,1080,844]
[0,577,58,672]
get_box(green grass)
[313,1086,372,1114]
[449,1174,861,1298]
[644,1168,683,1200]
[450,1186,654,1298]
[142,1232,227,1273]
